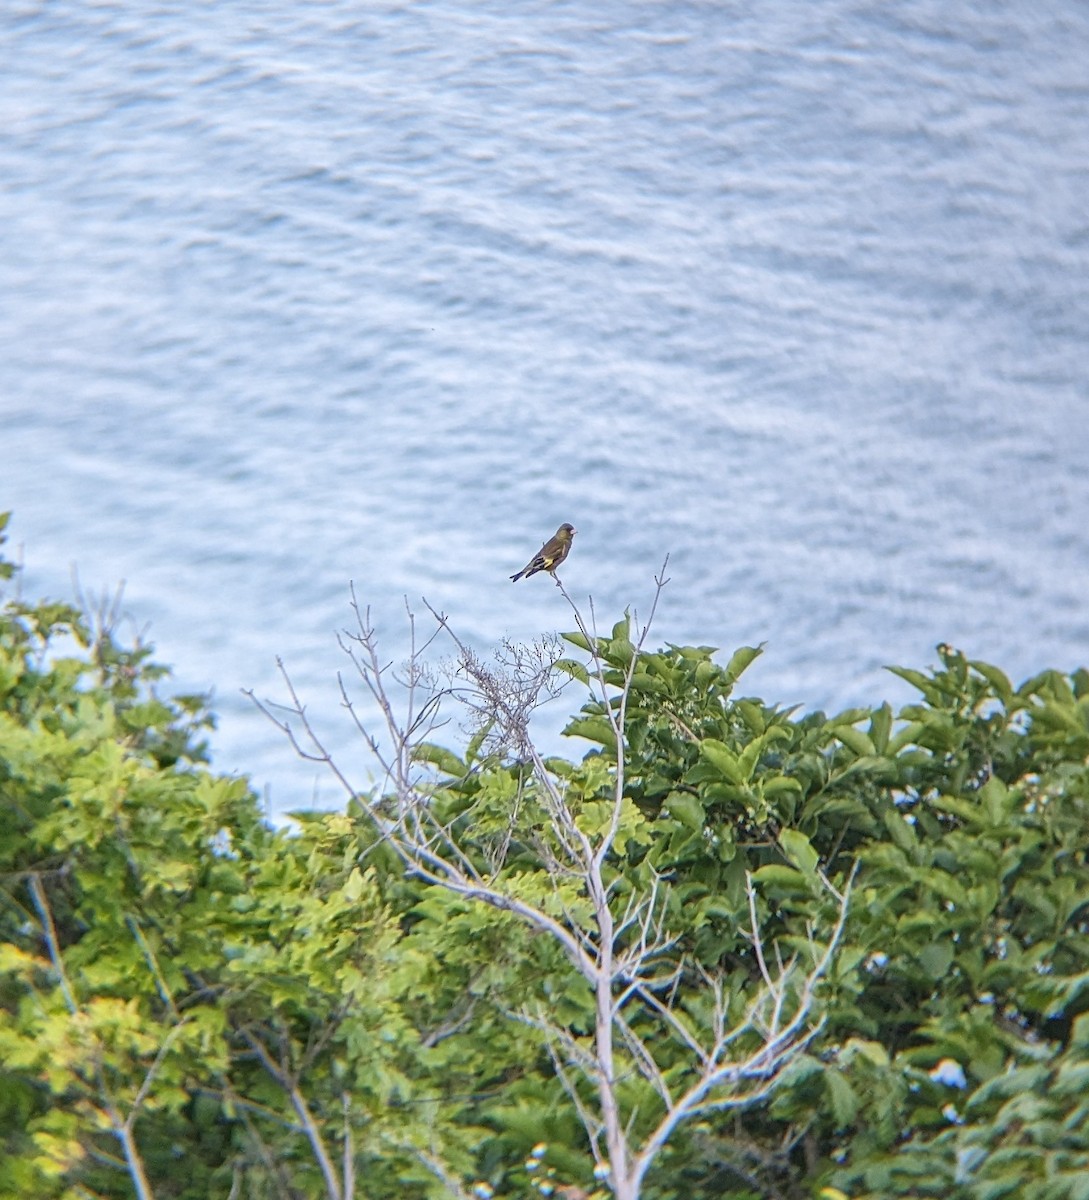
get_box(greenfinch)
[510,523,576,582]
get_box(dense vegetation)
[2,511,1088,1200]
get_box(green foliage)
[554,624,1089,1197]
[0,528,484,1200]
[2,516,1088,1200]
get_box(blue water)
[2,1,1087,812]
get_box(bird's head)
[559,523,576,539]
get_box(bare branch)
[240,1028,343,1200]
[128,1023,187,1123]
[28,873,77,1015]
[243,658,358,802]
[252,568,851,1200]
[342,1092,355,1200]
[409,1146,477,1200]
[28,874,160,1200]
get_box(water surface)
[2,1,1087,810]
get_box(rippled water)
[2,1,1087,812]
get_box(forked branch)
[250,569,850,1200]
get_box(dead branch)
[250,565,850,1200]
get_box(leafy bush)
[1,513,1087,1200]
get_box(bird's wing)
[511,528,572,580]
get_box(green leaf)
[699,738,743,784]
[841,1037,890,1069]
[752,864,811,894]
[724,645,764,683]
[970,660,1013,707]
[833,725,876,757]
[610,638,636,666]
[735,699,766,734]
[564,715,617,753]
[869,702,893,753]
[413,742,466,776]
[343,867,365,902]
[887,719,927,753]
[664,792,706,832]
[762,775,802,797]
[465,722,491,765]
[629,672,669,696]
[881,808,918,853]
[887,665,943,700]
[554,657,589,686]
[918,940,955,980]
[778,828,819,877]
[826,1069,861,1127]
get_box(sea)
[2,0,1087,815]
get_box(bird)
[510,523,576,583]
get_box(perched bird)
[510,523,576,582]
